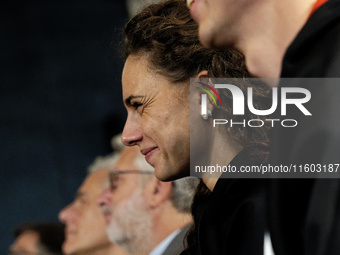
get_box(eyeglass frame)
[109,170,154,191]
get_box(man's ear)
[143,178,173,208]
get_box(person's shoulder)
[162,225,192,255]
[292,0,340,50]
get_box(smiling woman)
[120,0,267,180]
[120,1,271,254]
[122,55,191,181]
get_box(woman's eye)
[132,103,143,113]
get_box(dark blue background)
[0,0,128,253]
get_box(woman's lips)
[141,147,158,165]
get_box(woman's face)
[121,55,190,181]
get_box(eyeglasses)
[109,170,154,191]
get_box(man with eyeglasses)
[9,222,64,255]
[97,145,199,255]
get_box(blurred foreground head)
[9,222,64,255]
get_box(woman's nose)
[122,114,143,146]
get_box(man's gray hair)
[88,133,123,174]
[139,173,199,214]
[88,133,153,174]
[171,177,199,213]
[87,152,120,174]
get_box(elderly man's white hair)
[88,133,152,174]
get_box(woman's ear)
[196,70,209,79]
[193,70,215,120]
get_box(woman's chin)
[155,164,189,181]
[154,167,168,181]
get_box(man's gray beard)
[106,187,154,255]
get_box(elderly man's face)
[121,55,190,181]
[9,231,40,254]
[59,170,110,255]
[97,146,153,250]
